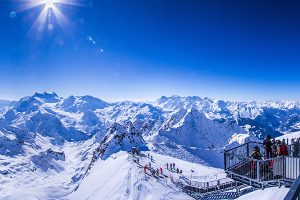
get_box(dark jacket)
[263,138,272,151]
[250,150,262,159]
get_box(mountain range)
[0,92,299,199]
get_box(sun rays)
[11,0,85,45]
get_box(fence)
[224,142,265,170]
[225,141,300,188]
[183,180,242,194]
[230,156,285,183]
[285,157,300,180]
[180,176,235,188]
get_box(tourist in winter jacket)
[250,146,262,160]
[263,135,272,159]
[277,141,288,156]
[271,139,277,158]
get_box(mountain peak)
[32,91,60,103]
[97,122,147,159]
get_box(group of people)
[263,135,289,159]
[250,134,300,160]
[166,163,182,174]
[144,164,163,177]
[290,138,300,157]
[131,147,141,156]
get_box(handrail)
[224,141,263,153]
[284,175,300,200]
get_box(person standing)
[250,146,262,159]
[271,139,277,158]
[291,139,295,157]
[277,140,288,156]
[263,135,272,159]
[250,146,262,178]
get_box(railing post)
[283,156,286,181]
[247,143,249,157]
[224,150,227,170]
[257,161,260,181]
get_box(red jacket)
[277,145,288,156]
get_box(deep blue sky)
[0,0,300,101]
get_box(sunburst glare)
[11,0,85,45]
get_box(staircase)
[176,177,247,200]
[183,182,256,200]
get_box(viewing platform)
[224,141,300,189]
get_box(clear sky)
[0,0,300,101]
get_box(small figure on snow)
[156,168,159,176]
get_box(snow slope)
[0,134,96,200]
[237,187,289,200]
[70,151,226,200]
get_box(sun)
[45,0,55,9]
[14,0,84,42]
[42,0,56,9]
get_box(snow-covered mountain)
[0,92,298,199]
[96,122,148,159]
[149,108,251,167]
[155,95,300,139]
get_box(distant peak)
[170,95,181,98]
[185,96,202,101]
[32,91,60,103]
[33,91,59,98]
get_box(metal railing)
[183,180,243,194]
[180,176,235,188]
[224,142,265,170]
[285,157,300,180]
[225,142,300,170]
[284,175,300,200]
[230,157,284,183]
[225,142,300,188]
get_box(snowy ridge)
[97,122,148,159]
